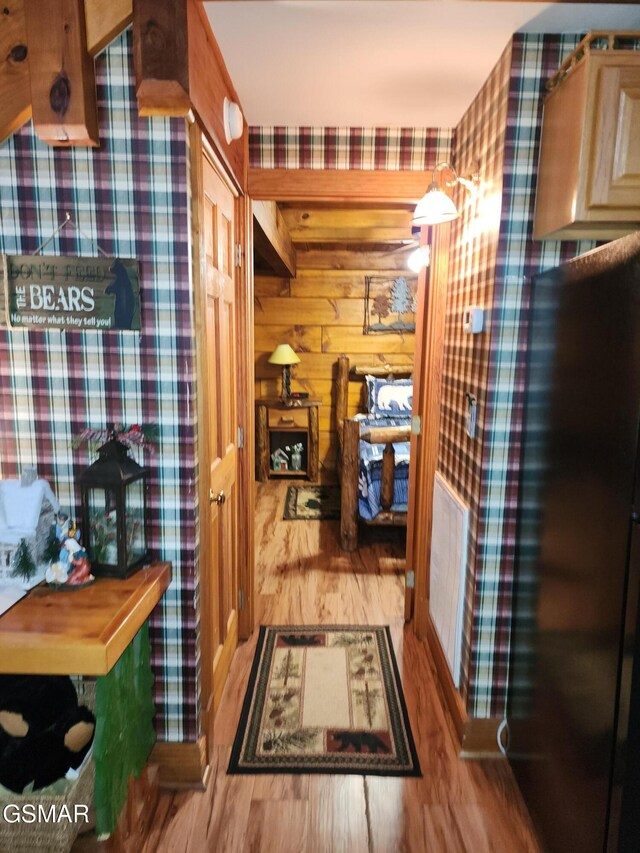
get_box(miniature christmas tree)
[43,525,60,563]
[11,538,37,581]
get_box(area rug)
[283,485,341,520]
[228,625,421,776]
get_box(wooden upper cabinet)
[534,35,640,241]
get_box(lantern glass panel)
[125,479,146,567]
[87,489,118,566]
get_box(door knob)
[209,488,226,505]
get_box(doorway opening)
[251,201,424,625]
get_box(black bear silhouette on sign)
[105,260,135,329]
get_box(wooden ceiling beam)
[23,0,99,147]
[0,0,31,141]
[253,200,297,278]
[280,206,415,243]
[249,169,431,204]
[133,0,190,116]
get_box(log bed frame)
[336,354,413,551]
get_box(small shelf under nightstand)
[256,397,321,482]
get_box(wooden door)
[202,147,239,724]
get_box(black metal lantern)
[80,431,149,578]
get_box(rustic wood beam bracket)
[133,0,190,116]
[0,0,31,141]
[24,0,99,146]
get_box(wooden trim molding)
[237,196,255,640]
[187,0,247,191]
[248,168,432,204]
[426,614,501,756]
[151,737,209,788]
[411,224,451,641]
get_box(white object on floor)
[0,584,27,617]
[429,471,469,688]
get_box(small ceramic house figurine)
[0,469,60,589]
[271,448,289,471]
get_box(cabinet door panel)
[589,64,640,208]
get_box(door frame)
[191,123,255,772]
[247,167,445,645]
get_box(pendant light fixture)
[412,161,480,227]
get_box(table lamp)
[268,344,300,402]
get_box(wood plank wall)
[254,250,416,474]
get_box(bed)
[335,355,414,551]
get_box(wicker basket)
[0,679,96,853]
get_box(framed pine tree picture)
[363,275,417,334]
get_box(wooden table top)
[0,562,171,676]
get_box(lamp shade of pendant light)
[412,182,459,226]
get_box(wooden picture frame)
[364,274,418,335]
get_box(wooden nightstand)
[256,397,321,482]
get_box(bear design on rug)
[332,731,389,754]
[279,634,322,647]
[105,260,135,330]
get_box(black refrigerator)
[509,231,640,853]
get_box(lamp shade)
[268,344,301,366]
[412,183,459,226]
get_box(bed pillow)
[365,376,413,418]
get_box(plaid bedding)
[354,415,411,520]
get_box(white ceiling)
[205,1,640,128]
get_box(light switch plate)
[463,306,484,334]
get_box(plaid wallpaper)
[435,44,513,711]
[458,34,595,717]
[249,127,453,169]
[0,31,198,741]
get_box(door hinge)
[238,588,245,610]
[411,415,421,436]
[235,243,243,268]
[237,426,244,449]
[406,570,415,589]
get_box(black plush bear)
[0,675,95,793]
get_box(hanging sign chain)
[32,212,110,258]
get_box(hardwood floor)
[145,481,540,852]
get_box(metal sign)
[0,255,141,331]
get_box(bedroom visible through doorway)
[252,201,425,620]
